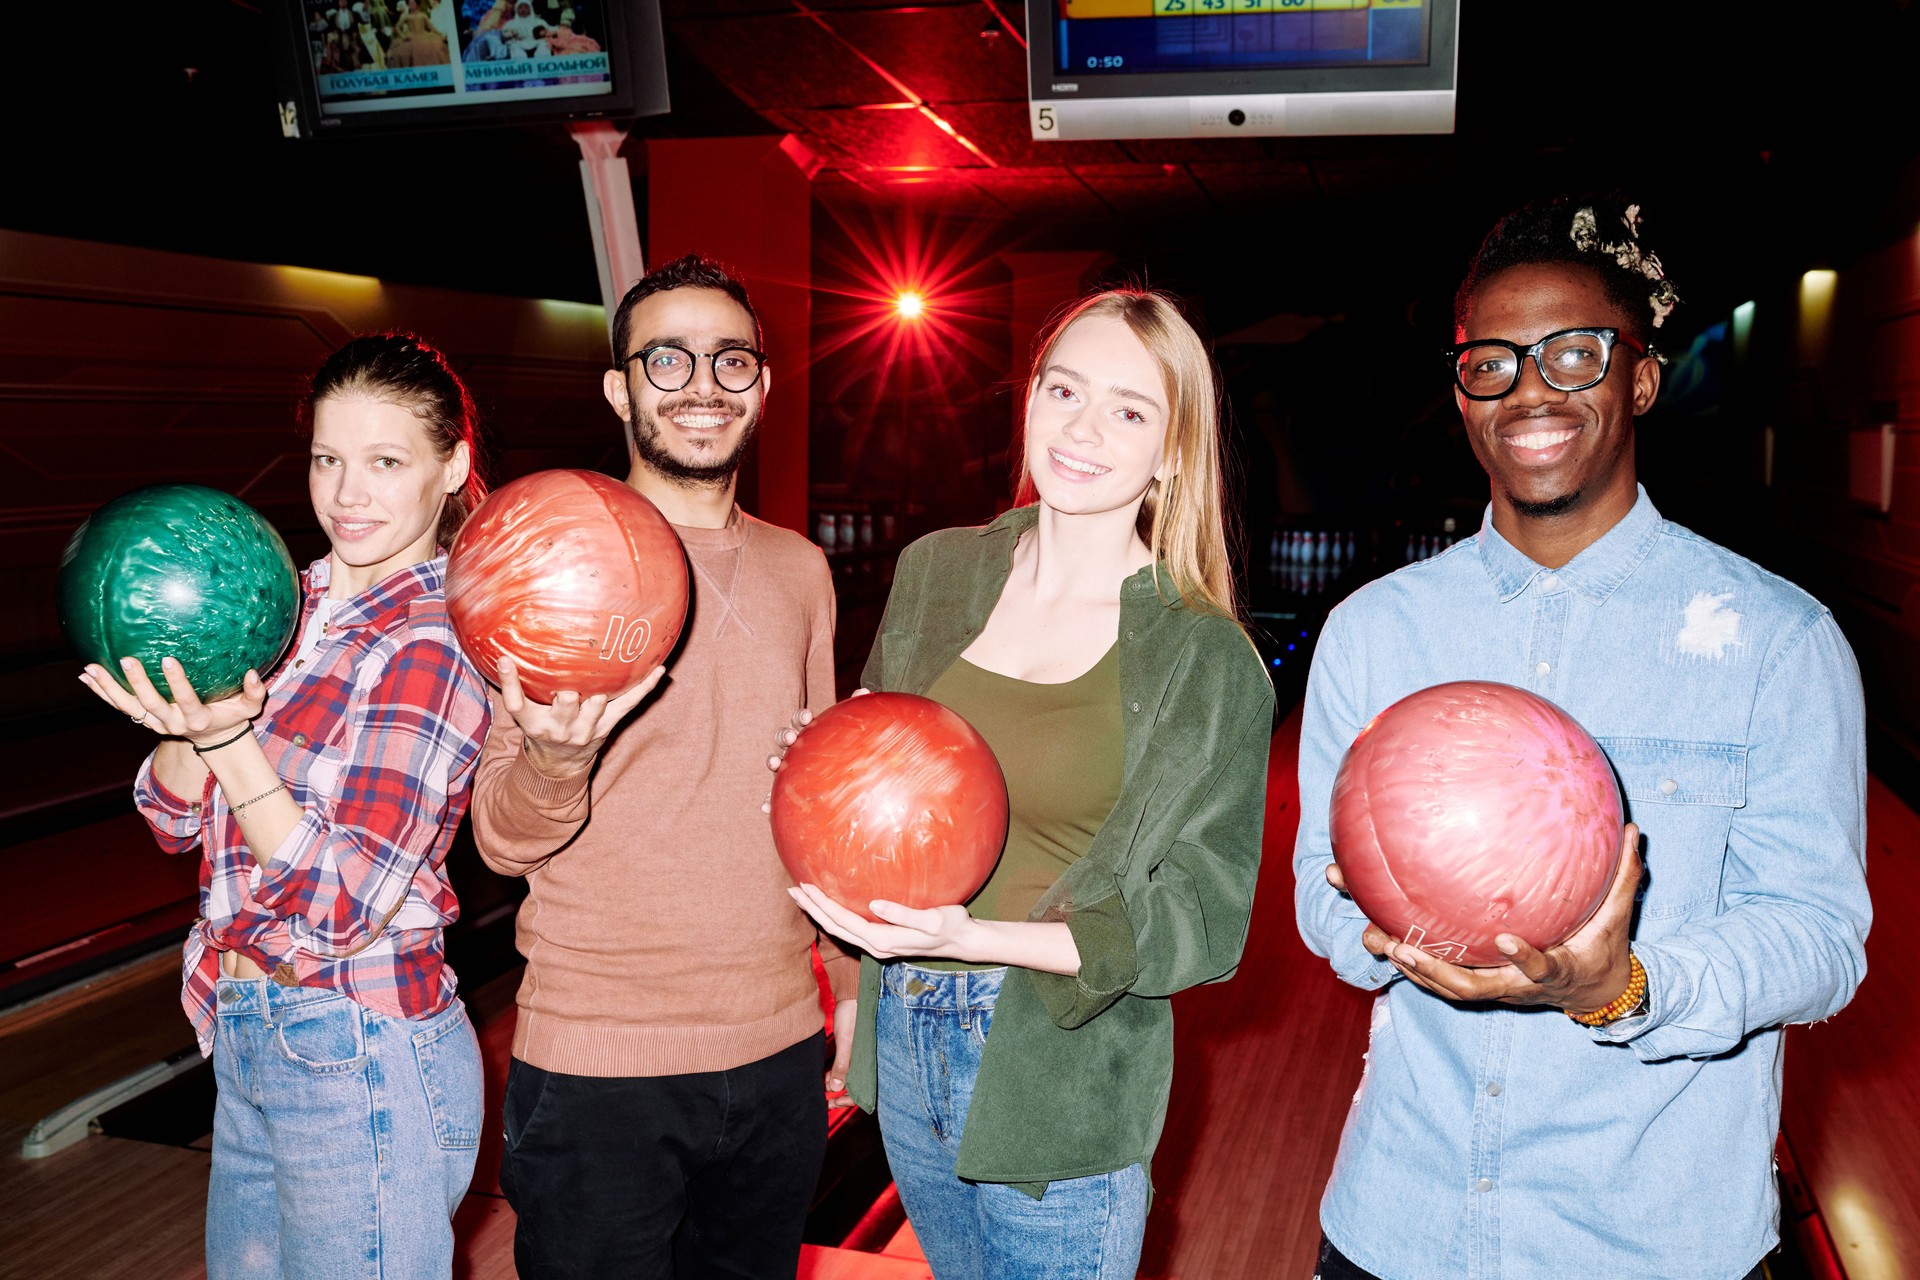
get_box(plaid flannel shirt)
[134,555,491,1055]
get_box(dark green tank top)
[919,642,1125,971]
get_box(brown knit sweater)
[471,508,858,1077]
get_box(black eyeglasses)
[1444,327,1649,401]
[623,344,767,393]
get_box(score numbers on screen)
[1060,0,1423,14]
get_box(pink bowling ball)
[1330,681,1623,967]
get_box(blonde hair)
[1014,289,1242,625]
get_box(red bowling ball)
[770,693,1008,922]
[1330,681,1623,967]
[446,470,689,704]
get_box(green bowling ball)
[59,484,300,703]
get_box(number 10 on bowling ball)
[446,470,690,704]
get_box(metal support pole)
[569,121,644,355]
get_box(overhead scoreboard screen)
[1054,0,1429,75]
[1027,0,1452,139]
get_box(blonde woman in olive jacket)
[788,290,1273,1280]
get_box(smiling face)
[604,286,767,490]
[309,394,470,594]
[1456,262,1660,537]
[1022,312,1170,519]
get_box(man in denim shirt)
[1295,197,1870,1280]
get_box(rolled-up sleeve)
[133,754,206,855]
[1029,632,1275,1027]
[1623,610,1870,1060]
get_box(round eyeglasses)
[1444,327,1648,401]
[624,344,767,394]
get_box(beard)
[1508,487,1583,519]
[628,383,760,489]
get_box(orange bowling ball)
[446,470,689,704]
[770,693,1008,922]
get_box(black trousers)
[1314,1235,1767,1280]
[500,1032,828,1280]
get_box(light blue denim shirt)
[1294,487,1869,1280]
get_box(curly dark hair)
[611,254,763,364]
[1454,195,1680,345]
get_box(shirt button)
[1129,701,1141,713]
[1126,630,1136,641]
[189,802,203,815]
[1474,1178,1493,1193]
[292,734,309,748]
[1540,574,1561,592]
[1659,778,1678,795]
[1486,1082,1503,1097]
[1534,662,1551,677]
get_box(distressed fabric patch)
[1354,991,1392,1103]
[1676,591,1742,660]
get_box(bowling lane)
[1780,773,1920,1280]
[1137,707,1375,1278]
[5,715,1912,1279]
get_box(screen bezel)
[271,0,669,135]
[1026,0,1458,102]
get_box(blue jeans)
[876,963,1149,1280]
[205,978,482,1280]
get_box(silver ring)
[130,714,148,726]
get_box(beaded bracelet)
[1567,952,1647,1027]
[229,782,287,815]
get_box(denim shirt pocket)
[1598,736,1747,925]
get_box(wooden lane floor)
[0,954,524,1280]
[0,952,207,1280]
[4,711,1914,1280]
[1781,773,1920,1280]
[1136,707,1373,1279]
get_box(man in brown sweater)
[472,254,857,1279]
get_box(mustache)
[657,395,742,415]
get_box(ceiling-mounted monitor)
[270,0,668,135]
[1026,0,1457,141]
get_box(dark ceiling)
[5,1,1919,336]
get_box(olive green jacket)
[845,505,1276,1189]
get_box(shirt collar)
[303,554,447,629]
[1477,484,1663,605]
[974,503,1175,602]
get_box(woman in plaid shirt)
[80,332,494,1279]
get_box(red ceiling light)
[894,290,926,320]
